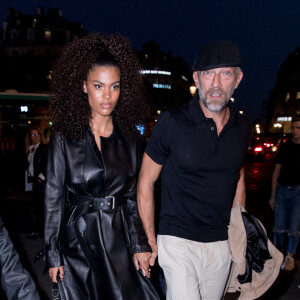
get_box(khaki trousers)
[157,235,231,300]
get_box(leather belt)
[61,193,122,241]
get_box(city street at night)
[1,1,300,300]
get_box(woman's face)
[30,129,41,145]
[83,65,121,119]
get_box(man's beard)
[197,84,236,113]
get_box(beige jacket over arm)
[227,206,283,300]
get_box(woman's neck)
[90,115,113,138]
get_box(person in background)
[138,40,252,300]
[269,115,300,271]
[44,32,161,299]
[145,118,156,142]
[0,216,40,300]
[25,125,47,239]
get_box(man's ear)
[192,71,199,85]
[234,71,243,89]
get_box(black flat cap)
[192,40,243,71]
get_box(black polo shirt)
[146,96,252,242]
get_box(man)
[269,115,300,271]
[137,40,252,300]
[25,126,48,239]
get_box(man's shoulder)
[279,139,296,151]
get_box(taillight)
[254,146,263,152]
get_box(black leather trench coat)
[44,128,161,300]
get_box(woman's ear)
[83,81,87,93]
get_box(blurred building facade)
[0,7,85,93]
[267,47,300,134]
[0,7,85,153]
[137,40,193,119]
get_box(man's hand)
[269,197,275,210]
[133,252,152,278]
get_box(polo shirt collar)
[188,94,239,126]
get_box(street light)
[190,85,197,96]
[255,124,261,134]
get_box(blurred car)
[246,137,267,161]
[262,138,278,153]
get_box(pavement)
[0,189,299,300]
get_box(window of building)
[11,29,19,45]
[27,28,34,45]
[285,92,290,102]
[297,92,300,100]
[44,30,51,42]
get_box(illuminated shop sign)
[20,106,28,112]
[141,70,171,76]
[153,84,171,89]
[277,116,292,121]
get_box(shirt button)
[211,127,215,130]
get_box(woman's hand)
[49,266,64,283]
[133,252,152,278]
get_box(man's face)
[193,67,243,113]
[291,121,300,140]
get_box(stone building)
[267,47,300,134]
[0,7,85,92]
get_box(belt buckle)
[105,196,115,209]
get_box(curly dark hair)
[50,32,149,142]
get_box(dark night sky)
[1,0,300,121]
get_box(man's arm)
[269,163,281,209]
[137,153,163,266]
[232,165,246,207]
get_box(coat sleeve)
[44,132,66,267]
[124,183,152,254]
[123,141,152,254]
[0,218,40,300]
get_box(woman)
[44,32,161,299]
[25,125,47,239]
